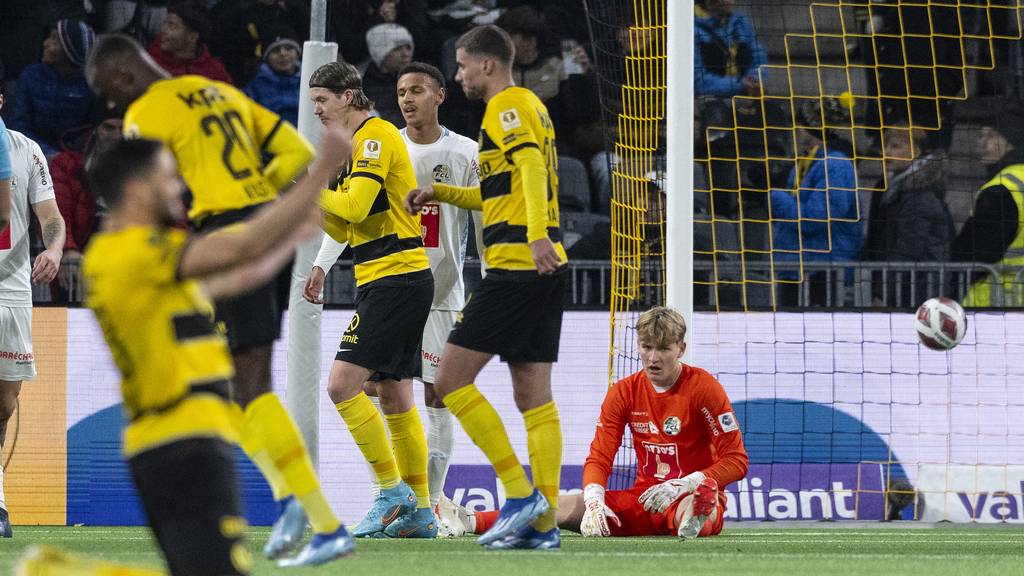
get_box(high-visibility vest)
[964,165,1024,307]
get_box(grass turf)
[1,526,1022,576]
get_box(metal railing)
[34,259,1024,310]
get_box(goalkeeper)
[440,306,748,539]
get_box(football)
[915,297,967,350]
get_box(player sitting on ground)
[305,61,482,518]
[85,34,343,563]
[19,130,353,575]
[438,307,749,539]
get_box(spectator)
[952,106,1024,307]
[9,19,96,158]
[495,6,600,158]
[861,123,954,307]
[361,23,415,126]
[771,97,861,306]
[210,0,310,87]
[99,1,168,44]
[243,36,302,127]
[332,0,431,66]
[148,1,232,84]
[48,107,123,302]
[694,0,766,97]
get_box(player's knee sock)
[523,401,562,532]
[385,407,430,509]
[366,395,384,499]
[474,510,498,534]
[245,393,340,534]
[336,392,401,490]
[443,384,533,499]
[426,405,455,506]
[236,402,291,502]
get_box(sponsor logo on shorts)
[0,350,34,362]
[662,416,681,436]
[422,350,441,368]
[341,314,360,344]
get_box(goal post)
[666,0,695,362]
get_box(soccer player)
[440,307,749,540]
[84,34,342,561]
[0,96,66,539]
[307,61,436,538]
[71,132,353,575]
[404,25,568,549]
[305,61,481,513]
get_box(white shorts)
[420,309,458,384]
[0,306,35,381]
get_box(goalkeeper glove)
[579,484,621,537]
[639,471,706,513]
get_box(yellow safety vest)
[964,165,1024,307]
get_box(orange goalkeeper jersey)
[583,365,749,490]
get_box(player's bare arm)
[179,128,351,281]
[30,198,65,284]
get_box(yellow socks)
[524,401,562,531]
[244,393,340,534]
[336,392,401,490]
[385,407,430,508]
[443,384,533,499]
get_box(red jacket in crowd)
[50,149,97,253]
[147,39,233,84]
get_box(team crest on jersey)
[499,108,521,131]
[363,139,381,159]
[432,164,451,183]
[718,411,738,432]
[662,416,681,436]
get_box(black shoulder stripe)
[350,171,385,185]
[504,142,540,163]
[260,118,284,153]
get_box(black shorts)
[336,269,433,381]
[197,206,291,353]
[448,266,566,363]
[129,438,247,576]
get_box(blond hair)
[635,307,687,347]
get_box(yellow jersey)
[123,75,314,224]
[477,87,567,270]
[320,116,429,286]
[83,226,239,457]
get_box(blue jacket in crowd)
[243,63,301,128]
[9,63,95,157]
[771,145,862,280]
[695,8,767,96]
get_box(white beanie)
[366,23,414,69]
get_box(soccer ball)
[915,297,967,350]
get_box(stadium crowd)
[1,0,1023,308]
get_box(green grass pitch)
[1,526,1022,576]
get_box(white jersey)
[0,130,54,307]
[315,126,480,310]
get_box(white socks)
[426,405,454,507]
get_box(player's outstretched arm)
[405,182,484,213]
[203,218,318,300]
[179,128,350,281]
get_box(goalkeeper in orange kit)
[437,307,748,539]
